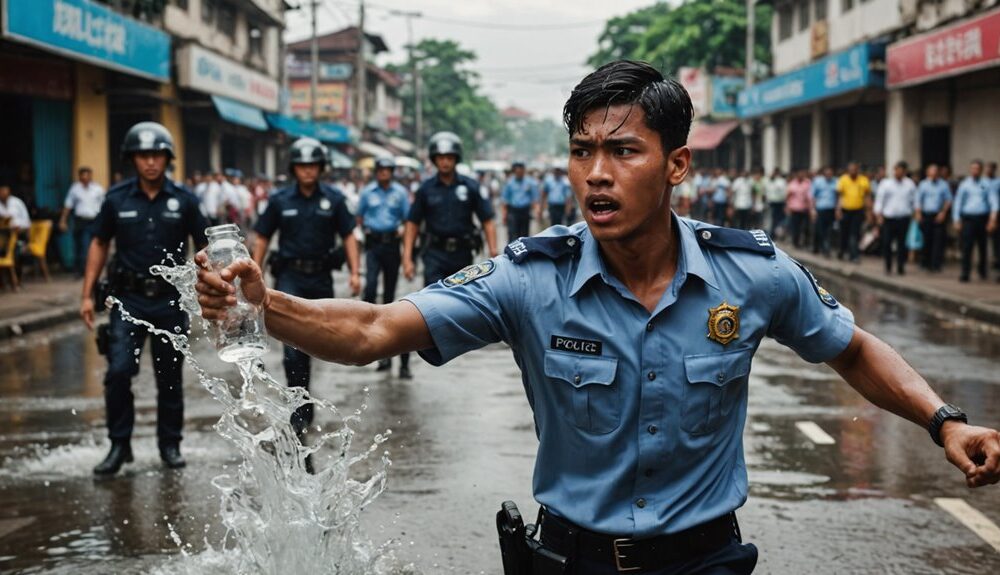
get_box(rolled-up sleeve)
[767,250,856,363]
[402,255,523,366]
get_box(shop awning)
[387,136,416,154]
[263,113,354,144]
[328,148,354,169]
[212,96,268,131]
[358,141,394,158]
[688,121,739,151]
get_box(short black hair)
[563,60,693,154]
[895,161,908,170]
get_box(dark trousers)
[919,212,946,271]
[768,202,785,238]
[72,217,95,276]
[548,204,566,227]
[711,203,728,226]
[507,206,532,240]
[839,209,864,261]
[734,209,752,230]
[813,209,835,255]
[788,211,809,248]
[104,297,187,443]
[275,270,333,433]
[422,247,472,286]
[960,215,989,280]
[364,240,408,368]
[881,216,910,273]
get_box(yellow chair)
[0,229,18,290]
[27,221,52,282]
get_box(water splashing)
[105,256,411,574]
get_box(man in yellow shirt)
[836,162,871,262]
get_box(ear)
[666,146,691,187]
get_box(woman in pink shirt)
[785,170,814,248]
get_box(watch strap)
[928,403,968,447]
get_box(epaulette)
[504,235,582,264]
[695,227,775,256]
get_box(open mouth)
[586,196,621,222]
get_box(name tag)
[118,210,138,218]
[162,211,182,220]
[550,335,602,356]
[282,209,298,217]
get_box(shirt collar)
[569,214,718,297]
[128,178,176,198]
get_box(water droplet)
[122,519,129,525]
[70,409,77,415]
[133,349,140,356]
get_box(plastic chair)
[27,221,52,282]
[0,230,18,290]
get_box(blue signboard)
[212,96,268,132]
[711,76,745,118]
[3,0,170,81]
[264,113,355,145]
[738,43,885,118]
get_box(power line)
[332,0,605,31]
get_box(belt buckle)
[613,538,641,573]
[143,278,159,298]
[444,238,457,252]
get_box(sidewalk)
[0,274,81,338]
[785,246,1000,325]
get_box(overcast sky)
[284,0,660,122]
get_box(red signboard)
[888,8,1000,88]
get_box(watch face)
[943,404,964,417]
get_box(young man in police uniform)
[81,121,209,475]
[195,62,1000,573]
[502,161,540,240]
[402,131,498,286]
[252,137,360,435]
[358,157,412,379]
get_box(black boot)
[159,443,186,469]
[375,359,392,372]
[398,364,413,380]
[93,440,133,476]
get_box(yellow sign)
[289,80,349,121]
[707,301,740,346]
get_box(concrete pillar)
[885,89,921,169]
[779,115,792,172]
[810,105,826,170]
[210,129,222,173]
[265,143,276,178]
[72,63,109,187]
[159,83,185,181]
[762,117,777,174]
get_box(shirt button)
[717,373,725,383]
[573,374,581,384]
[647,371,656,381]
[647,425,658,435]
[636,498,647,509]
[646,322,653,332]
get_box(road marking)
[795,421,836,445]
[935,498,1000,553]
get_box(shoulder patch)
[504,235,582,264]
[792,260,839,308]
[696,227,775,256]
[442,260,496,287]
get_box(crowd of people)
[673,160,1000,282]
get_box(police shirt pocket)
[544,351,620,434]
[681,349,752,436]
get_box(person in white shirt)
[731,171,755,229]
[0,182,31,280]
[59,167,106,276]
[765,168,788,238]
[203,172,224,226]
[192,171,209,216]
[874,161,918,275]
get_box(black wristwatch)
[928,403,968,447]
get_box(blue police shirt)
[711,177,730,205]
[544,176,572,206]
[952,177,999,222]
[812,176,838,211]
[916,179,952,214]
[93,177,208,274]
[502,177,540,209]
[358,181,410,233]
[403,217,855,537]
[408,173,494,237]
[254,183,355,259]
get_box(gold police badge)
[707,301,740,345]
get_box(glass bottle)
[204,224,268,363]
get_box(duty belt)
[365,231,400,245]
[539,509,739,573]
[113,269,175,299]
[286,258,330,274]
[427,233,477,253]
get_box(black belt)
[113,270,174,299]
[427,233,476,253]
[366,231,400,244]
[540,510,739,573]
[286,258,330,274]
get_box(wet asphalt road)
[0,270,998,574]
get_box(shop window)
[202,0,216,24]
[779,5,794,41]
[798,0,810,32]
[842,0,854,13]
[814,0,827,21]
[218,2,236,39]
[249,25,264,59]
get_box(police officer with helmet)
[81,121,209,475]
[357,157,412,379]
[403,131,498,285]
[252,137,360,435]
[196,61,1000,573]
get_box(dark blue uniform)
[254,183,355,432]
[92,177,208,445]
[407,173,494,285]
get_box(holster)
[95,323,111,357]
[267,252,286,277]
[497,501,569,575]
[328,245,346,271]
[92,279,111,313]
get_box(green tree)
[388,39,505,159]
[587,0,771,76]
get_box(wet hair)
[563,60,693,154]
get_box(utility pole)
[742,0,755,171]
[390,9,423,150]
[355,0,367,132]
[310,0,319,121]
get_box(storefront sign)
[711,76,744,118]
[264,113,355,144]
[887,8,1000,88]
[285,57,354,81]
[289,80,349,121]
[2,0,170,81]
[738,43,884,118]
[679,67,710,118]
[177,44,279,112]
